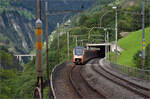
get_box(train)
[72,46,100,64]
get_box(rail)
[105,60,150,81]
[50,62,67,99]
[96,59,150,98]
[69,64,107,99]
[69,65,84,98]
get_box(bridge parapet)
[15,54,36,61]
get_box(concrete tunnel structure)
[86,43,112,58]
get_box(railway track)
[69,64,107,99]
[51,58,150,99]
[51,62,80,99]
[51,60,108,99]
[91,59,150,98]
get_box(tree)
[145,44,150,70]
[0,69,18,99]
[133,44,150,70]
[78,14,89,26]
[133,50,142,69]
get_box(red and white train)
[72,46,100,64]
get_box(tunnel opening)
[99,46,105,58]
[87,44,111,59]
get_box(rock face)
[0,11,35,52]
[0,10,35,54]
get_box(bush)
[133,44,150,70]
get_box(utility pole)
[115,7,118,64]
[64,20,71,61]
[45,0,48,78]
[104,29,107,59]
[142,0,145,75]
[81,40,83,46]
[112,6,118,64]
[34,0,43,99]
[67,31,70,60]
[107,31,109,60]
[45,0,51,97]
[57,23,60,63]
[35,19,43,99]
[76,36,78,46]
[37,0,42,20]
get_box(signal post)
[34,19,43,99]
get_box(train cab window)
[75,48,83,55]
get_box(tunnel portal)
[86,43,111,58]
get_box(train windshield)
[75,48,83,55]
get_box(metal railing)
[105,60,150,81]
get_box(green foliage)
[0,47,24,98]
[43,87,49,99]
[0,0,10,7]
[78,13,100,28]
[70,26,89,35]
[133,50,142,68]
[0,50,13,68]
[0,34,9,43]
[16,59,36,98]
[0,0,10,13]
[18,9,35,20]
[78,14,89,26]
[73,0,150,43]
[145,44,150,70]
[0,46,22,70]
[117,28,150,66]
[0,69,18,99]
[133,44,150,70]
[118,10,134,32]
[89,0,114,13]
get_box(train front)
[73,46,84,64]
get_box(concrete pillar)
[87,46,89,50]
[19,56,22,61]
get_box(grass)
[114,27,150,66]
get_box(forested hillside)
[0,0,35,53]
[0,0,93,54]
